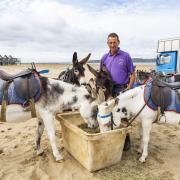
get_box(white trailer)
[156,37,180,73]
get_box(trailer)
[156,37,180,74]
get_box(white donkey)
[1,75,98,162]
[98,85,180,162]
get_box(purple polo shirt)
[100,48,135,85]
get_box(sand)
[0,64,180,180]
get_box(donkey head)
[87,64,114,100]
[97,98,118,132]
[58,52,91,86]
[72,52,91,84]
[136,70,151,84]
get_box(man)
[100,32,135,151]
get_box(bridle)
[97,112,117,130]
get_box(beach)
[0,63,180,180]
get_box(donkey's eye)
[74,68,78,72]
[105,103,108,106]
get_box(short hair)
[107,33,120,42]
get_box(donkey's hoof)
[37,149,44,156]
[56,155,64,162]
[139,156,146,163]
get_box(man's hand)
[127,72,136,90]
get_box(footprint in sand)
[163,130,170,135]
[168,134,177,138]
[160,171,174,180]
[151,152,164,164]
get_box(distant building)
[0,55,21,65]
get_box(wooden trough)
[56,111,131,172]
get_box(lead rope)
[110,113,117,130]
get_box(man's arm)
[127,72,136,89]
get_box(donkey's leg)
[35,118,44,155]
[39,109,63,161]
[136,122,143,154]
[139,119,152,162]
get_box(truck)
[156,37,180,74]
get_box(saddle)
[151,74,180,114]
[0,68,41,122]
[0,69,33,81]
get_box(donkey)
[97,98,121,132]
[0,69,98,161]
[58,52,91,86]
[99,83,180,162]
[135,70,152,85]
[87,64,114,99]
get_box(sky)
[0,0,180,63]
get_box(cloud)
[0,0,180,62]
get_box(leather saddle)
[0,69,33,81]
[0,69,41,104]
[151,74,180,114]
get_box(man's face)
[107,37,120,55]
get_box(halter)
[97,112,112,119]
[97,112,117,130]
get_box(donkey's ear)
[72,52,78,66]
[101,64,108,72]
[80,53,91,65]
[101,64,112,80]
[107,98,116,109]
[87,64,98,77]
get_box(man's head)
[107,33,120,55]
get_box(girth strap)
[26,76,36,118]
[0,81,12,122]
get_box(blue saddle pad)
[144,81,158,111]
[0,78,41,107]
[144,81,180,113]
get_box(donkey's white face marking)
[79,76,86,85]
[97,98,116,132]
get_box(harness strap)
[97,113,112,118]
[126,94,151,127]
[0,81,12,122]
[110,114,117,130]
[26,75,37,118]
[97,113,117,130]
[153,107,161,123]
[29,99,36,118]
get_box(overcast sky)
[0,0,180,63]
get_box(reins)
[110,113,117,130]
